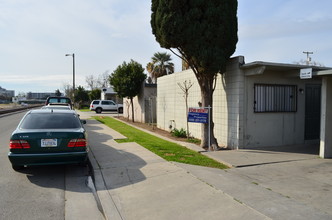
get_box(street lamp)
[65,53,75,93]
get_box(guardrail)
[0,104,43,115]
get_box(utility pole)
[303,51,313,65]
[65,53,76,100]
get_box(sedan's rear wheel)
[118,107,123,113]
[95,108,102,114]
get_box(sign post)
[188,106,212,151]
[208,105,211,151]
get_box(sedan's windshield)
[20,113,81,129]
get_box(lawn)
[79,107,90,111]
[93,116,228,169]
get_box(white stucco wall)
[123,93,144,122]
[124,84,157,123]
[243,69,322,148]
[320,77,332,158]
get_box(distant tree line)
[58,51,175,111]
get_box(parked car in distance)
[89,100,123,113]
[45,96,72,109]
[8,109,88,171]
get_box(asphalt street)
[0,111,103,220]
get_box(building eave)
[316,69,332,76]
[241,61,332,76]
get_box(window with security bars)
[254,84,297,113]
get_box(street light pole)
[65,53,75,97]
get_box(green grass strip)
[79,107,90,112]
[93,116,228,169]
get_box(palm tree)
[147,52,174,83]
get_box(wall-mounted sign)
[188,107,209,123]
[300,68,312,79]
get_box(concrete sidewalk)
[80,112,332,219]
[85,119,267,220]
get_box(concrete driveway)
[195,144,332,217]
[203,144,320,168]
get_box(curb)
[88,148,123,220]
[86,156,105,218]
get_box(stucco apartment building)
[157,56,332,158]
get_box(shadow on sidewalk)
[86,120,147,189]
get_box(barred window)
[254,84,297,113]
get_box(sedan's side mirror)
[81,120,87,124]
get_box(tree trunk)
[185,97,189,139]
[126,100,131,120]
[198,75,219,150]
[130,97,135,122]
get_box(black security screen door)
[305,84,321,140]
[254,84,297,113]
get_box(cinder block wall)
[157,56,245,149]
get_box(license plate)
[41,139,57,147]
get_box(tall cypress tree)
[151,0,238,149]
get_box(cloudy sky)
[1,0,332,94]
